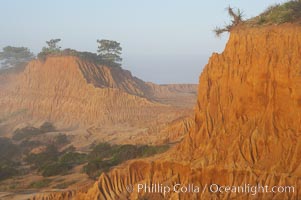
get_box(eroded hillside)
[0,57,193,125]
[34,24,301,200]
[0,55,197,198]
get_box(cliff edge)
[33,24,301,200]
[0,56,195,128]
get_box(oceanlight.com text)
[128,183,295,196]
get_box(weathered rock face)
[0,56,194,127]
[182,24,301,173]
[77,60,151,98]
[31,24,301,199]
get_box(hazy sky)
[0,0,285,83]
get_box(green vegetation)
[0,132,75,181]
[59,152,86,165]
[84,143,169,179]
[0,161,18,181]
[138,145,170,157]
[62,49,102,63]
[0,137,20,160]
[37,39,123,67]
[214,1,301,36]
[42,39,61,54]
[0,46,34,69]
[26,145,86,177]
[54,133,69,146]
[38,48,103,65]
[1,38,123,68]
[97,39,122,66]
[1,134,168,181]
[41,162,71,177]
[40,122,56,132]
[0,138,20,181]
[29,179,52,188]
[37,38,62,61]
[12,122,55,141]
[25,145,59,170]
[12,126,43,141]
[250,0,301,25]
[19,140,43,154]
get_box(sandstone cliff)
[0,56,194,128]
[34,24,301,200]
[180,24,301,170]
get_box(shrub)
[59,152,86,165]
[26,144,87,177]
[255,1,301,25]
[0,137,19,159]
[138,145,169,157]
[214,6,244,37]
[111,145,139,163]
[244,1,301,26]
[84,143,169,179]
[25,145,59,169]
[0,46,35,69]
[12,122,55,141]
[29,179,52,188]
[0,138,20,181]
[37,48,120,67]
[41,162,71,177]
[54,133,69,146]
[19,140,42,153]
[83,158,116,179]
[88,142,113,160]
[40,122,55,133]
[12,126,42,141]
[0,163,18,181]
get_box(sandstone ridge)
[32,24,301,200]
[0,56,196,127]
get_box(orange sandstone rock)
[31,24,301,199]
